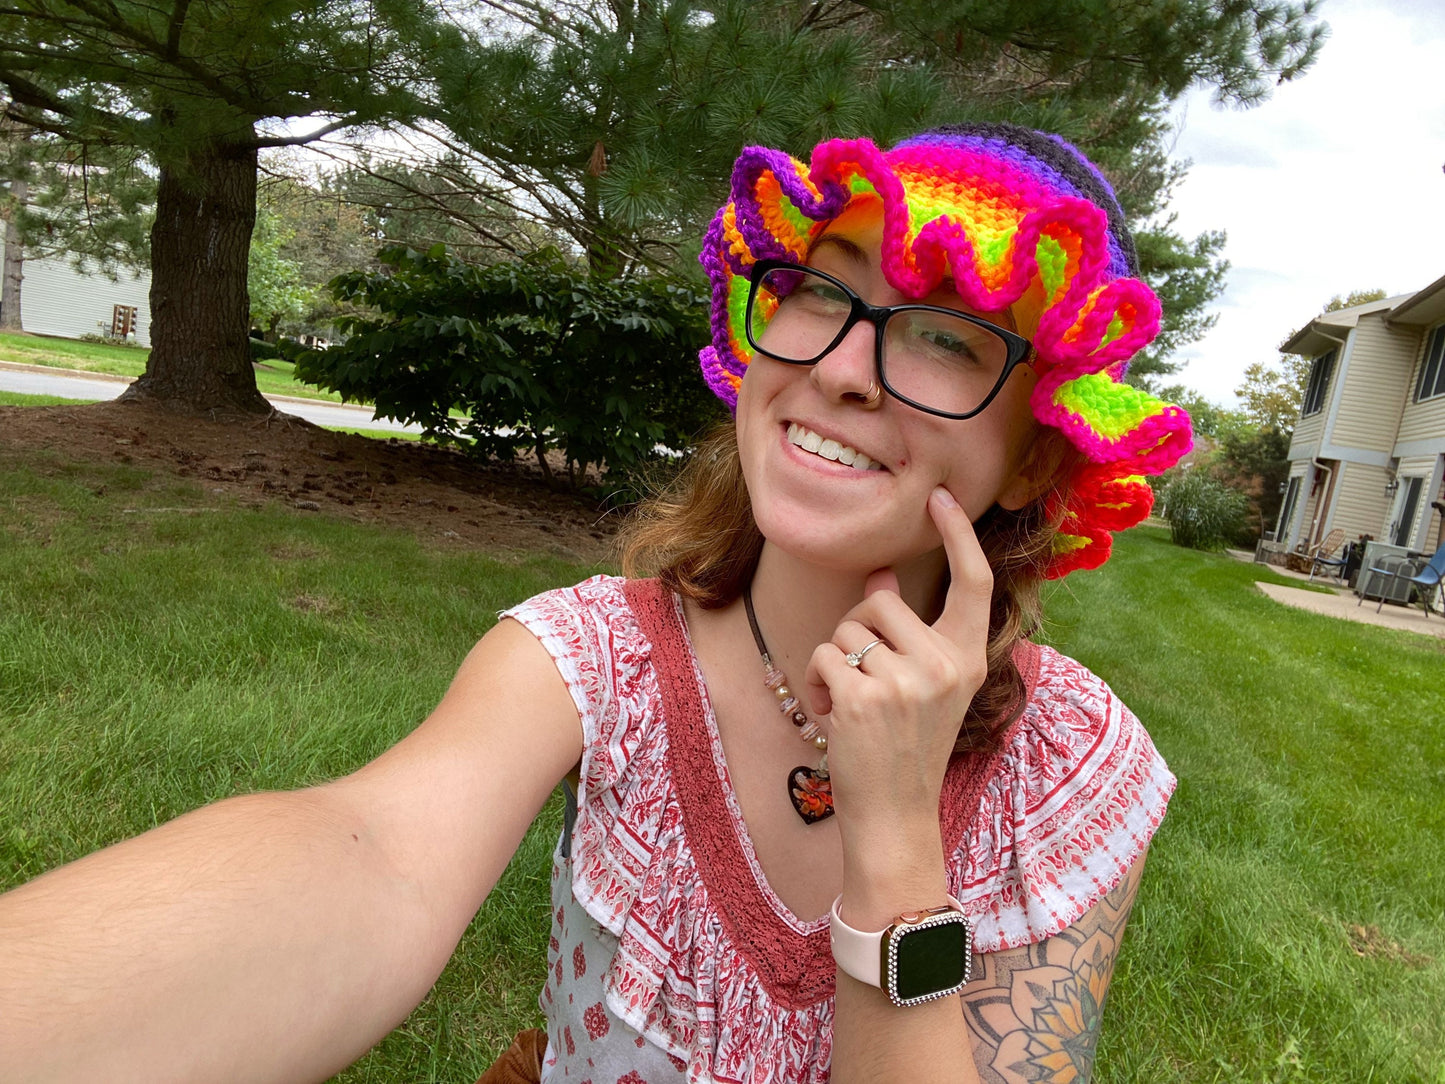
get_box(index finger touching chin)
[928,486,994,642]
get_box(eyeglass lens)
[747,266,1012,416]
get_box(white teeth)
[786,423,881,471]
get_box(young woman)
[0,124,1191,1084]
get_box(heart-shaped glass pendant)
[788,765,834,824]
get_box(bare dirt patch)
[0,400,623,565]
[1345,923,1432,969]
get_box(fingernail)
[931,486,958,510]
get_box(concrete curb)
[0,358,377,416]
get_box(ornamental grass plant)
[2,446,1441,1082]
[1159,468,1251,551]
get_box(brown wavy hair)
[618,420,1080,753]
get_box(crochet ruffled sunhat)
[698,123,1193,578]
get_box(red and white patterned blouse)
[502,576,1175,1084]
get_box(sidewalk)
[0,359,426,435]
[1226,548,1445,639]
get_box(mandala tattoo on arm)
[959,855,1146,1084]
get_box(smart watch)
[829,894,973,1008]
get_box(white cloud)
[1162,0,1445,406]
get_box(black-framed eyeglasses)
[744,259,1034,420]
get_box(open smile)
[785,422,884,472]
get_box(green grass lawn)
[0,330,351,405]
[0,390,101,407]
[1040,533,1445,1083]
[1,447,1441,1082]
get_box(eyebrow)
[807,231,1018,332]
[806,233,869,264]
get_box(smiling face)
[734,202,1043,577]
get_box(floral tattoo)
[960,856,1145,1084]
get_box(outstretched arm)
[0,617,582,1084]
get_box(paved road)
[0,361,426,435]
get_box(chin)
[754,506,942,577]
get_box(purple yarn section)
[725,145,851,276]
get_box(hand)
[802,486,993,842]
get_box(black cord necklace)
[742,584,834,824]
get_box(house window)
[1391,477,1424,547]
[1415,326,1445,402]
[1277,476,1301,544]
[1300,349,1336,416]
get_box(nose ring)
[861,382,882,407]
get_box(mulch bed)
[0,400,623,565]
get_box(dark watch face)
[889,917,972,1005]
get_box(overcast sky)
[1162,0,1445,406]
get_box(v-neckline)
[621,578,1035,1011]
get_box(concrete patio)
[1226,549,1445,639]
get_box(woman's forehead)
[805,203,1016,331]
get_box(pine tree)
[417,0,1322,366]
[0,0,458,412]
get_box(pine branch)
[253,118,358,149]
[164,0,192,61]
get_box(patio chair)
[1306,528,1348,584]
[1358,542,1445,616]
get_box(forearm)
[829,821,979,1084]
[0,786,459,1084]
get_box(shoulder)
[501,575,646,691]
[950,643,1175,952]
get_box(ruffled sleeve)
[950,644,1176,952]
[500,575,670,934]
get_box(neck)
[743,541,948,675]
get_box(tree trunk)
[121,139,270,414]
[0,172,24,331]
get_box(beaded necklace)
[742,585,834,824]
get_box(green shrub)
[1159,469,1249,551]
[296,244,724,491]
[248,337,280,361]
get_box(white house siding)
[1287,406,1326,461]
[1328,316,1413,453]
[18,257,152,347]
[1323,461,1392,541]
[1396,325,1445,447]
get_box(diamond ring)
[845,638,885,668]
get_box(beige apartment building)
[1275,274,1445,559]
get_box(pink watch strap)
[828,894,967,988]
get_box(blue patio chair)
[1358,542,1445,616]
